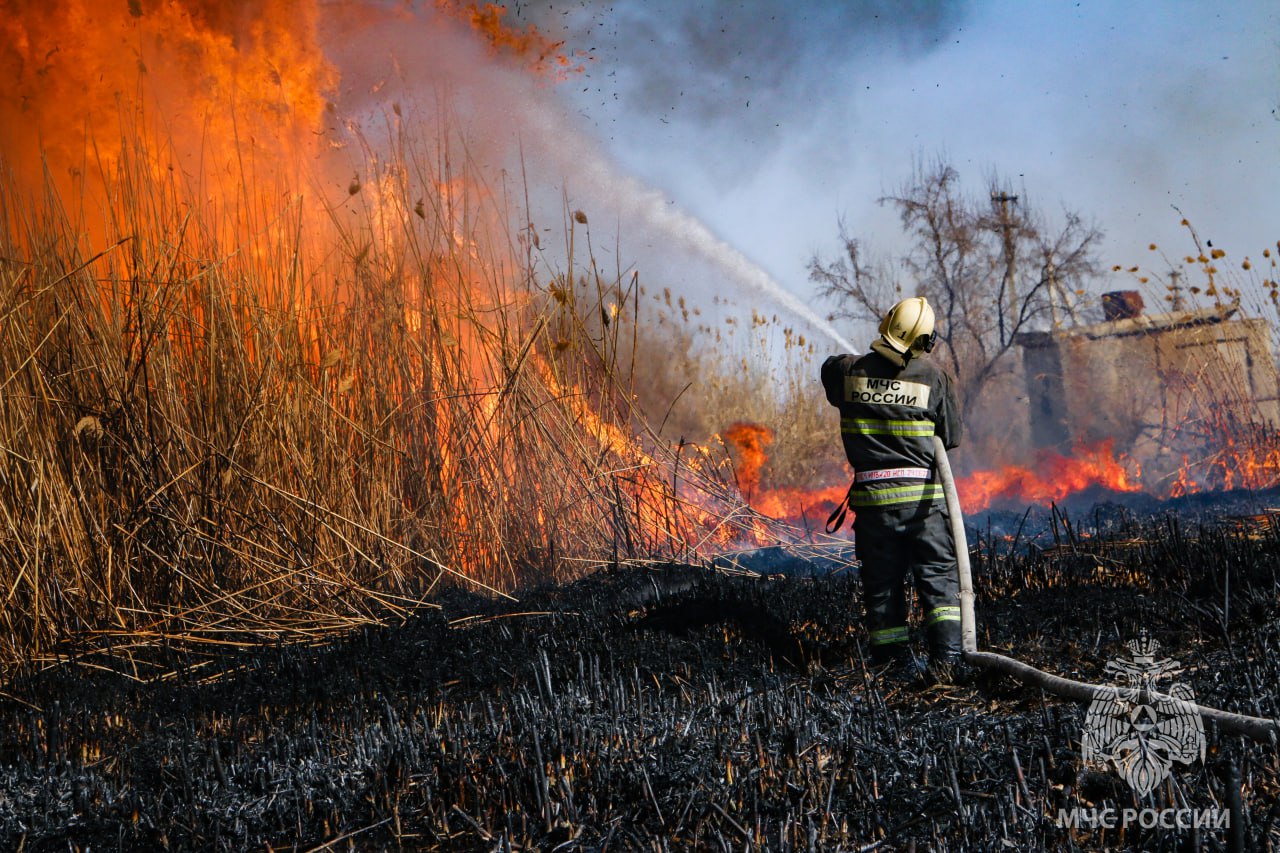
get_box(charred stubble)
[2,511,1279,851]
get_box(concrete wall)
[1018,308,1280,469]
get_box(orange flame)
[1169,429,1280,497]
[0,1,584,250]
[955,441,1141,514]
[723,422,773,496]
[723,433,1147,530]
[722,422,848,534]
[0,0,336,201]
[0,1,617,583]
[747,484,851,533]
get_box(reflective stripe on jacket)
[821,349,962,509]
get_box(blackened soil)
[2,514,1280,851]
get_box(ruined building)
[1017,292,1280,472]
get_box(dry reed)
[0,126,774,668]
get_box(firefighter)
[821,296,964,680]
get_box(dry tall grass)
[628,295,844,497]
[1113,225,1280,493]
[0,130,773,667]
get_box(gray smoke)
[513,1,968,185]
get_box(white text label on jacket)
[845,377,932,409]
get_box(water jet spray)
[599,173,859,354]
[535,120,858,355]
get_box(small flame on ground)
[723,429,1150,533]
[1168,419,1280,497]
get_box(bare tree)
[809,159,1103,418]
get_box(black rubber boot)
[926,621,969,684]
[870,643,927,684]
[870,642,913,667]
[928,619,963,661]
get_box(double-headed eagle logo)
[1082,634,1205,797]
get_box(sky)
[498,0,1280,350]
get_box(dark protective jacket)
[820,349,962,510]
[822,347,966,662]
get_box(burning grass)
[0,127,796,667]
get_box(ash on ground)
[3,501,1280,851]
[712,542,858,577]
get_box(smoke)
[496,0,1280,335]
[314,2,860,352]
[517,3,965,116]
[485,0,974,350]
[512,0,968,185]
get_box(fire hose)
[932,436,1279,744]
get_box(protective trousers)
[854,500,962,665]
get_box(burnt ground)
[2,504,1280,851]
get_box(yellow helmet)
[878,296,936,354]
